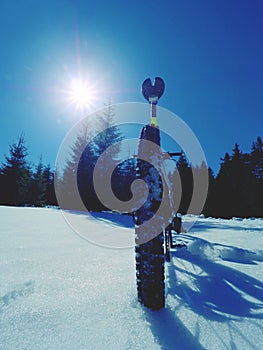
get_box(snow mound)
[218,246,263,264]
[187,238,220,261]
[175,235,263,266]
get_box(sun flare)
[67,78,97,112]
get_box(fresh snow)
[0,206,262,350]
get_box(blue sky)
[0,0,262,174]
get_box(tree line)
[1,109,262,218]
[205,138,263,218]
[0,135,57,207]
[168,138,263,218]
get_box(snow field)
[0,206,263,349]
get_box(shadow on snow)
[144,237,263,349]
[167,237,263,322]
[144,307,206,350]
[187,220,263,233]
[90,211,134,228]
[65,209,134,228]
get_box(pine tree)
[91,103,124,211]
[205,166,216,216]
[59,122,95,210]
[215,152,232,218]
[29,158,46,206]
[0,135,31,206]
[93,103,123,159]
[77,136,97,210]
[42,165,57,206]
[59,104,125,211]
[250,137,263,179]
[249,137,263,216]
[195,163,215,217]
[215,144,252,218]
[231,144,244,215]
[176,153,193,214]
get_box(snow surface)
[0,206,262,350]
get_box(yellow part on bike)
[151,116,158,126]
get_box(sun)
[67,78,97,112]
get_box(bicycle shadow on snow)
[144,237,263,350]
[167,236,263,322]
[144,307,206,350]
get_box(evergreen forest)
[1,108,262,218]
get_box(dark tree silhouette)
[0,135,31,206]
[214,143,258,218]
[249,137,263,216]
[58,121,94,210]
[176,153,193,214]
[214,152,233,218]
[93,104,123,159]
[42,164,57,206]
[59,103,124,211]
[85,103,124,211]
[28,158,46,206]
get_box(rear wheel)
[134,124,165,310]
